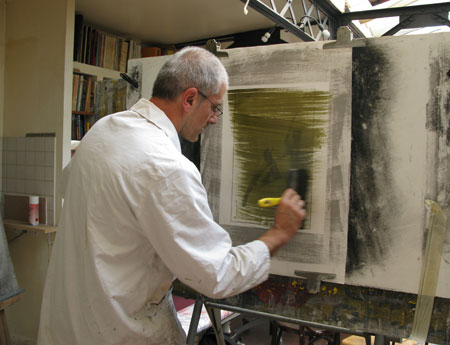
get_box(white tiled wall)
[1,137,56,225]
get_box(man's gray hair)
[152,46,229,100]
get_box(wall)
[2,137,56,224]
[0,0,5,141]
[3,0,74,342]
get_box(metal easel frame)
[241,0,340,41]
[183,3,450,344]
[185,295,391,345]
[240,0,450,41]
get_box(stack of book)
[73,13,142,72]
[72,70,96,140]
[141,46,177,58]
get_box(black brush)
[287,168,309,199]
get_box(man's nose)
[208,115,218,125]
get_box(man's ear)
[182,87,199,111]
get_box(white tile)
[44,181,54,196]
[25,151,35,166]
[25,166,35,180]
[36,151,46,165]
[31,138,40,151]
[5,137,17,151]
[2,164,8,178]
[7,178,16,193]
[17,151,26,164]
[6,151,17,164]
[47,210,55,226]
[16,179,25,193]
[7,165,17,179]
[16,165,25,179]
[3,138,9,151]
[9,137,18,151]
[44,137,56,152]
[25,180,36,194]
[17,137,26,151]
[47,196,54,211]
[36,167,45,181]
[36,138,45,152]
[25,137,34,151]
[2,177,7,192]
[44,152,55,167]
[11,179,20,193]
[45,167,54,181]
[36,182,45,195]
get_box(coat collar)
[130,98,181,152]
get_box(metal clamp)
[294,270,336,294]
[120,73,139,89]
[205,39,229,57]
[323,26,366,49]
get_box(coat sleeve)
[134,161,270,299]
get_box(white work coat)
[37,99,270,345]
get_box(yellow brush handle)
[257,198,281,208]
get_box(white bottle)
[29,196,39,226]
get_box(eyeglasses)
[197,90,223,117]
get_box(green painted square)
[228,88,330,226]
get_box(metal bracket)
[294,270,336,294]
[6,230,27,243]
[323,26,366,49]
[120,73,139,89]
[205,39,229,57]
[383,11,450,36]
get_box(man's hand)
[257,189,306,255]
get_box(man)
[38,47,306,345]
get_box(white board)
[346,32,450,298]
[201,42,353,284]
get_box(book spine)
[72,74,79,111]
[119,40,129,73]
[91,29,98,66]
[74,14,84,62]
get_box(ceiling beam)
[240,0,315,41]
[339,2,450,25]
[240,0,343,41]
[313,0,341,35]
[382,11,450,36]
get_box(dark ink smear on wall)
[347,45,397,275]
[427,54,450,147]
[426,50,450,247]
[228,88,330,226]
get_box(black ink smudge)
[346,44,396,275]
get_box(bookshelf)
[74,13,142,73]
[71,69,96,140]
[73,61,121,80]
[71,13,143,141]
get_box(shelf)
[72,111,94,116]
[73,61,121,80]
[3,219,57,234]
